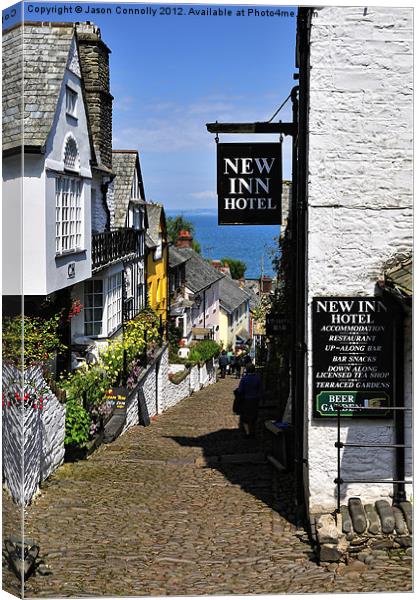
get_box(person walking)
[218,350,229,379]
[237,364,261,438]
[227,348,233,374]
[242,352,253,375]
[233,351,242,379]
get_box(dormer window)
[66,86,77,118]
[63,135,79,172]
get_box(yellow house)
[218,275,251,350]
[145,203,168,322]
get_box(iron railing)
[92,229,139,271]
[334,404,412,512]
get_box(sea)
[167,209,280,279]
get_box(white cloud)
[113,94,282,153]
[189,191,217,200]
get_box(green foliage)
[167,215,195,243]
[189,340,221,363]
[64,397,91,446]
[168,321,182,350]
[2,313,66,367]
[192,240,201,254]
[61,309,161,407]
[220,257,247,280]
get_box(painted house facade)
[168,246,194,343]
[145,204,169,324]
[173,245,224,343]
[218,276,250,350]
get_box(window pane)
[93,323,102,336]
[94,308,103,321]
[94,280,103,293]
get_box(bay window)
[55,176,82,254]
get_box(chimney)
[176,230,193,249]
[212,260,231,277]
[76,23,113,171]
[260,275,273,294]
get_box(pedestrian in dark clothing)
[219,350,229,379]
[242,353,252,375]
[234,352,242,378]
[237,364,261,437]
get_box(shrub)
[60,363,111,409]
[64,397,91,446]
[191,340,221,363]
[2,313,66,367]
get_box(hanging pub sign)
[266,312,289,335]
[312,297,394,418]
[217,142,282,225]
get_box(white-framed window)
[107,272,122,334]
[84,279,104,336]
[55,176,83,254]
[66,86,77,117]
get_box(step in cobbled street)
[3,377,412,596]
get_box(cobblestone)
[2,376,413,596]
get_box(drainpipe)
[294,7,311,519]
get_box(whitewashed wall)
[2,365,66,505]
[2,349,217,504]
[306,6,413,513]
[122,345,217,432]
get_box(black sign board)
[217,143,282,225]
[312,297,394,418]
[266,313,289,335]
[106,387,128,415]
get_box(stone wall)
[122,345,217,432]
[76,23,113,170]
[306,7,413,513]
[2,365,66,505]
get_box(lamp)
[194,294,202,309]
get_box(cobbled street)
[3,377,412,597]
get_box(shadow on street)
[166,427,298,526]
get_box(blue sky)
[3,1,297,209]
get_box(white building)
[294,7,413,516]
[2,23,94,298]
[2,21,148,362]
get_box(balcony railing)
[92,228,139,271]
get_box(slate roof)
[175,248,224,293]
[145,203,166,248]
[112,151,145,228]
[169,246,191,269]
[242,286,259,310]
[219,275,251,314]
[3,22,76,153]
